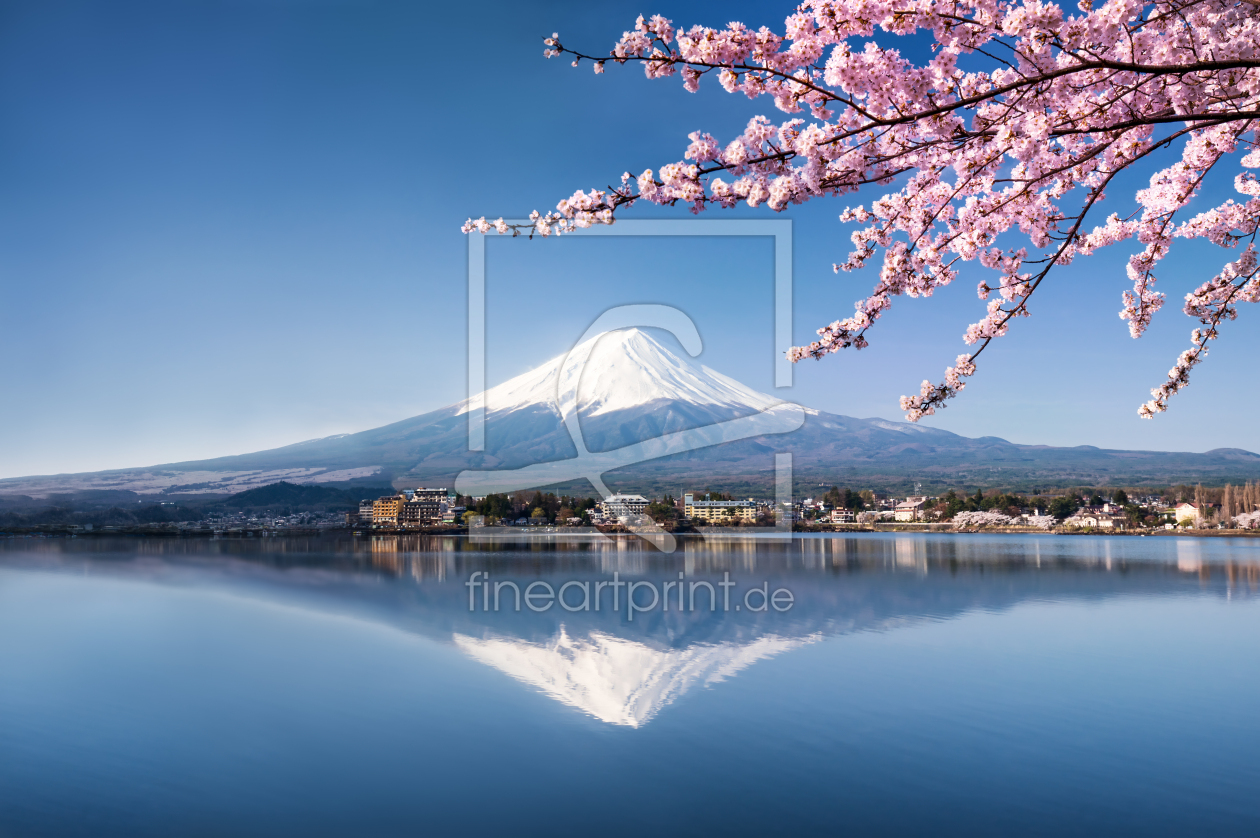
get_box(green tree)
[941,489,964,521]
[646,497,678,524]
[1113,489,1129,506]
[838,488,865,511]
[1049,496,1079,520]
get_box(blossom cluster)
[951,510,1015,527]
[898,353,977,421]
[470,1,1260,420]
[1139,244,1260,418]
[1236,510,1260,529]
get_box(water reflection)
[3,533,1258,728]
[453,628,817,727]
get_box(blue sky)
[2,0,1257,479]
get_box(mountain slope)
[1,328,1257,497]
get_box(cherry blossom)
[952,510,1016,527]
[465,2,1260,420]
[1138,244,1260,417]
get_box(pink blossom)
[473,3,1260,421]
[952,511,1015,528]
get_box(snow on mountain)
[453,627,817,727]
[459,328,791,420]
[5,326,1259,498]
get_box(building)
[372,495,405,526]
[1066,507,1127,529]
[399,499,441,527]
[411,487,450,505]
[1175,502,1205,525]
[894,497,929,522]
[602,494,650,518]
[684,494,757,522]
[358,499,376,523]
[829,509,856,524]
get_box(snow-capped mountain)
[451,329,807,497]
[460,328,784,421]
[3,327,1258,497]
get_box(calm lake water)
[1,533,1258,837]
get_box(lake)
[1,533,1257,837]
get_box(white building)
[602,494,649,518]
[411,487,450,504]
[894,497,929,522]
[1066,507,1127,529]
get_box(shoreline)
[2,526,1258,540]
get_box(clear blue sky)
[2,0,1257,479]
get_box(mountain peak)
[460,327,785,420]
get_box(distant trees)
[131,504,203,524]
[454,480,1260,528]
[222,481,388,512]
[0,502,204,530]
[646,495,679,524]
[1219,481,1260,524]
[471,493,514,521]
[1048,496,1080,521]
[469,491,599,524]
[938,489,1026,520]
[822,486,865,511]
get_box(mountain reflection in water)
[3,533,1260,838]
[4,533,1256,729]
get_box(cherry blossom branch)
[1139,244,1260,417]
[896,117,1247,418]
[467,3,1260,422]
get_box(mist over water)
[1,533,1257,837]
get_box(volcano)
[2,328,1257,498]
